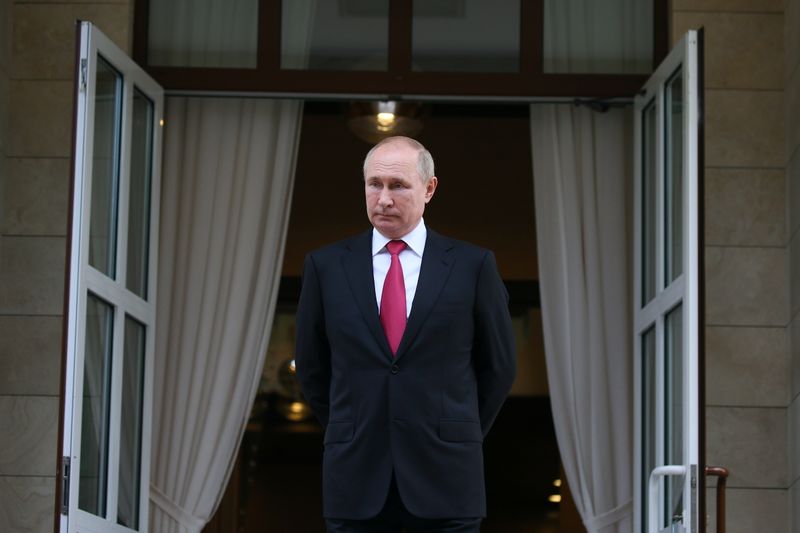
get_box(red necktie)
[380,240,407,355]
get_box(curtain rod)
[163,90,634,108]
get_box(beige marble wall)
[0,1,131,531]
[673,2,790,532]
[786,0,800,530]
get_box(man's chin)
[371,215,394,226]
[372,221,403,239]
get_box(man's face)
[364,143,438,239]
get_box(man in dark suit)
[295,136,516,532]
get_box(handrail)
[705,466,729,533]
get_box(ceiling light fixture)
[348,100,424,143]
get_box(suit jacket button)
[391,364,399,374]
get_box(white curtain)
[147,0,317,69]
[149,97,303,533]
[148,0,259,68]
[281,0,318,69]
[542,0,652,74]
[530,104,633,533]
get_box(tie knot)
[386,240,407,256]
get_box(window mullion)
[388,0,412,76]
[519,0,542,75]
[258,0,281,72]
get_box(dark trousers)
[325,475,482,533]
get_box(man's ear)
[425,176,438,203]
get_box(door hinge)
[60,456,70,515]
[80,59,88,92]
[690,464,698,533]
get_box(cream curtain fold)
[281,0,318,69]
[530,104,633,533]
[542,0,652,74]
[146,0,317,69]
[149,97,303,533]
[147,0,259,68]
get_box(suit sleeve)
[295,254,331,428]
[473,251,516,436]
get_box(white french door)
[634,31,702,533]
[60,22,163,533]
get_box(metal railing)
[704,466,729,533]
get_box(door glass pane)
[282,0,389,71]
[641,325,656,533]
[89,57,122,278]
[665,70,684,284]
[126,89,154,300]
[148,0,258,68]
[412,0,519,73]
[642,100,657,306]
[543,0,653,73]
[665,304,684,528]
[117,316,146,529]
[79,293,114,517]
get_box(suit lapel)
[342,230,393,358]
[394,230,454,362]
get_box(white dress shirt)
[372,218,427,318]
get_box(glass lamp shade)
[347,101,424,144]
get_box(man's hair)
[362,136,435,184]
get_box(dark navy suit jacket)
[295,228,516,520]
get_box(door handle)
[704,466,729,533]
[648,465,687,533]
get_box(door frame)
[53,21,707,533]
[632,29,705,533]
[57,20,164,533]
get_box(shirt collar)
[372,218,427,257]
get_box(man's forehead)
[368,158,415,171]
[365,148,417,175]
[372,141,418,160]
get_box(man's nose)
[378,189,393,207]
